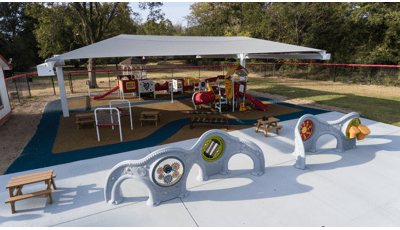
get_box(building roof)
[0,54,12,70]
[47,34,329,62]
[120,57,147,65]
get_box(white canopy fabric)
[46,34,328,62]
[42,35,331,118]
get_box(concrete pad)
[357,131,400,152]
[182,160,386,227]
[306,146,400,206]
[53,198,197,227]
[2,111,400,226]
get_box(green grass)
[248,77,400,127]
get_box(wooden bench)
[254,117,283,137]
[76,113,95,129]
[5,170,57,214]
[190,111,228,130]
[140,111,161,126]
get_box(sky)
[129,2,195,27]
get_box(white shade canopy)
[46,34,330,62]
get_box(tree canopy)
[1,2,399,78]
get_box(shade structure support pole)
[239,53,246,68]
[56,65,69,117]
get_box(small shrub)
[384,77,392,85]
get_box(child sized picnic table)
[5,170,57,214]
[75,112,95,129]
[254,117,283,137]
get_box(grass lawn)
[247,76,400,127]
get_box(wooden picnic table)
[140,111,161,126]
[5,170,57,214]
[254,117,283,137]
[76,112,95,129]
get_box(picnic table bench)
[76,112,95,129]
[5,170,57,214]
[190,111,228,130]
[254,117,283,137]
[140,111,161,126]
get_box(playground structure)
[293,112,371,169]
[94,108,122,142]
[192,65,269,112]
[93,75,158,100]
[120,57,147,79]
[104,129,265,206]
[109,100,133,131]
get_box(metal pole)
[334,65,336,82]
[265,64,266,77]
[273,64,275,77]
[26,74,32,97]
[199,67,200,79]
[51,75,56,95]
[14,79,20,103]
[69,72,74,93]
[108,71,111,89]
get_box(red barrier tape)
[7,62,400,78]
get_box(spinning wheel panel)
[346,118,360,139]
[300,119,314,141]
[152,157,184,187]
[202,136,225,162]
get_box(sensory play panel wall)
[104,129,265,206]
[292,112,370,170]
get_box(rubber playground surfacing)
[4,92,328,174]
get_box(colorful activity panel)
[202,136,225,162]
[300,119,314,141]
[346,118,360,139]
[153,157,184,187]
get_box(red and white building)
[0,54,12,126]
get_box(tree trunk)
[88,58,98,88]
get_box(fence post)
[307,64,309,80]
[265,64,267,77]
[26,74,32,97]
[51,75,56,95]
[108,71,111,89]
[273,64,275,77]
[282,64,284,77]
[172,68,173,79]
[14,79,20,103]
[199,67,200,79]
[334,65,336,82]
[69,72,74,93]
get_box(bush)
[384,77,392,85]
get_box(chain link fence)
[5,62,400,109]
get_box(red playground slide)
[244,94,269,111]
[93,86,119,100]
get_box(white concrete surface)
[1,111,400,227]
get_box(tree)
[26,2,137,88]
[0,2,41,72]
[136,19,175,35]
[348,3,400,65]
